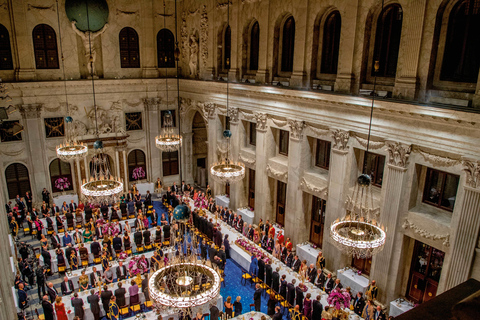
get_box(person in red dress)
[54,296,68,320]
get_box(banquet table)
[137,183,155,195]
[296,243,320,268]
[389,298,415,317]
[237,207,254,226]
[11,256,16,277]
[215,195,230,209]
[52,194,79,207]
[337,268,369,295]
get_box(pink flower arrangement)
[235,239,270,264]
[132,167,146,180]
[327,288,351,310]
[118,251,128,260]
[55,177,71,191]
[102,222,120,237]
[128,256,148,275]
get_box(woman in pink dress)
[54,296,68,320]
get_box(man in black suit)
[312,295,323,320]
[143,229,151,246]
[50,231,61,248]
[353,292,366,316]
[25,191,32,212]
[116,261,127,281]
[51,203,60,215]
[296,283,307,312]
[272,306,282,320]
[134,230,143,247]
[324,273,334,293]
[84,206,93,222]
[265,260,273,287]
[36,267,47,298]
[163,224,170,241]
[333,278,343,291]
[42,295,55,320]
[112,235,123,253]
[257,257,265,282]
[375,305,387,320]
[272,267,280,292]
[292,255,301,272]
[5,201,12,213]
[89,267,102,287]
[126,191,134,202]
[142,274,150,301]
[87,289,101,320]
[91,238,101,257]
[69,200,77,213]
[42,188,51,206]
[65,244,74,263]
[287,279,296,306]
[17,283,28,309]
[100,204,109,220]
[47,282,58,303]
[171,182,179,193]
[61,276,75,296]
[144,190,152,208]
[286,250,294,267]
[253,284,262,311]
[307,264,317,284]
[100,285,113,316]
[114,282,126,307]
[314,269,326,288]
[208,243,217,264]
[71,292,84,319]
[41,247,52,275]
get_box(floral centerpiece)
[128,256,148,276]
[55,177,71,193]
[235,238,271,264]
[327,288,351,319]
[118,251,128,260]
[132,167,146,180]
[102,222,120,237]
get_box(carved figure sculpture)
[189,33,199,78]
[71,20,108,77]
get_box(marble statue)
[71,20,108,77]
[189,33,199,78]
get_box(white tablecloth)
[237,208,254,226]
[215,195,230,209]
[337,268,369,295]
[296,244,320,268]
[10,257,16,277]
[137,183,155,195]
[52,194,79,207]
[389,299,414,317]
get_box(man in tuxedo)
[114,282,126,307]
[247,224,254,240]
[100,285,113,316]
[65,244,74,263]
[208,243,217,264]
[333,279,343,291]
[143,228,151,246]
[272,306,282,320]
[236,215,244,233]
[91,238,101,257]
[47,282,58,303]
[87,289,101,320]
[260,231,268,250]
[272,267,280,292]
[94,223,103,239]
[375,305,387,320]
[42,295,55,320]
[307,264,317,284]
[286,279,296,306]
[25,191,33,212]
[100,204,109,220]
[116,261,127,281]
[89,267,102,287]
[63,232,73,247]
[286,250,294,267]
[5,201,12,213]
[265,260,273,287]
[314,269,326,288]
[142,274,150,301]
[51,203,60,215]
[171,182,179,193]
[353,292,366,316]
[112,234,123,253]
[71,292,84,319]
[61,276,75,296]
[312,295,323,320]
[42,188,51,207]
[126,190,134,202]
[69,200,77,213]
[144,190,152,208]
[45,213,53,231]
[151,209,158,227]
[292,255,301,272]
[134,230,143,247]
[41,247,52,276]
[253,284,262,311]
[324,273,334,293]
[51,231,61,248]
[73,228,83,244]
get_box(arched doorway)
[192,111,207,187]
[49,159,74,193]
[128,149,147,182]
[5,163,31,199]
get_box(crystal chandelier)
[55,0,87,163]
[81,140,123,205]
[155,0,182,152]
[329,60,386,259]
[210,0,245,184]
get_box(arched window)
[372,4,403,77]
[249,21,260,71]
[49,159,73,193]
[0,24,13,70]
[281,16,295,72]
[157,29,175,68]
[128,149,147,181]
[32,24,59,69]
[320,11,341,75]
[5,163,31,199]
[89,154,114,178]
[440,0,480,82]
[119,27,140,68]
[224,25,231,70]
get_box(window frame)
[0,23,13,70]
[119,27,140,68]
[276,180,287,226]
[310,195,326,247]
[319,10,341,76]
[128,149,147,182]
[32,24,59,69]
[157,28,175,68]
[363,152,386,187]
[248,21,260,72]
[279,16,295,74]
[422,167,459,212]
[248,168,255,210]
[49,158,74,193]
[223,25,231,71]
[249,122,257,146]
[279,129,289,156]
[315,139,331,170]
[5,163,31,200]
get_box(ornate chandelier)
[210,0,245,184]
[155,111,182,152]
[81,140,123,204]
[330,61,386,259]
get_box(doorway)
[309,196,326,248]
[276,180,286,226]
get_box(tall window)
[276,181,287,226]
[315,139,331,169]
[372,4,403,77]
[157,29,175,68]
[223,25,231,70]
[248,169,256,209]
[249,122,257,146]
[33,24,59,69]
[279,130,289,156]
[49,159,73,193]
[163,151,179,176]
[5,163,31,199]
[440,0,480,82]
[281,16,295,72]
[249,21,260,71]
[310,196,326,247]
[320,11,341,75]
[128,149,147,181]
[0,24,13,70]
[119,27,140,68]
[423,168,459,211]
[363,152,385,187]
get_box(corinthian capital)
[287,120,306,141]
[386,141,411,168]
[462,160,480,189]
[331,129,349,151]
[255,112,268,131]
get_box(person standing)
[71,292,84,320]
[87,289,100,320]
[233,296,242,316]
[100,285,113,316]
[312,295,323,320]
[42,295,55,320]
[109,295,120,320]
[47,282,58,303]
[303,293,313,319]
[267,293,277,316]
[42,188,51,207]
[253,284,262,312]
[54,296,68,320]
[115,282,126,307]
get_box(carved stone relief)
[331,129,350,151]
[463,160,480,189]
[266,164,288,182]
[387,141,411,168]
[200,5,208,68]
[227,107,239,123]
[288,120,306,140]
[402,219,450,247]
[255,113,268,131]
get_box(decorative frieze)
[239,153,256,166]
[402,219,450,247]
[387,141,411,168]
[270,117,288,127]
[331,129,349,151]
[200,5,208,68]
[266,164,288,182]
[255,113,268,131]
[353,133,385,150]
[463,160,480,189]
[227,107,239,123]
[306,124,330,138]
[288,120,306,141]
[300,177,328,199]
[19,104,42,119]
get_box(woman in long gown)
[253,229,260,244]
[303,293,313,319]
[299,260,308,279]
[279,274,287,298]
[224,296,233,318]
[54,296,68,320]
[223,234,231,259]
[273,240,281,259]
[56,248,65,270]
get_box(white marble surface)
[237,207,254,226]
[10,256,15,277]
[52,194,79,207]
[296,243,321,268]
[137,183,155,195]
[215,195,230,208]
[337,268,369,295]
[389,299,415,317]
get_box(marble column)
[181,132,194,185]
[12,3,36,81]
[227,0,239,82]
[370,142,412,303]
[115,150,121,179]
[255,0,270,83]
[284,120,309,245]
[123,150,128,192]
[83,157,89,182]
[144,98,161,181]
[444,159,480,290]
[254,113,272,224]
[393,0,427,100]
[205,104,218,194]
[0,181,17,319]
[323,129,352,270]
[290,0,308,88]
[141,0,159,78]
[75,159,82,190]
[228,109,246,210]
